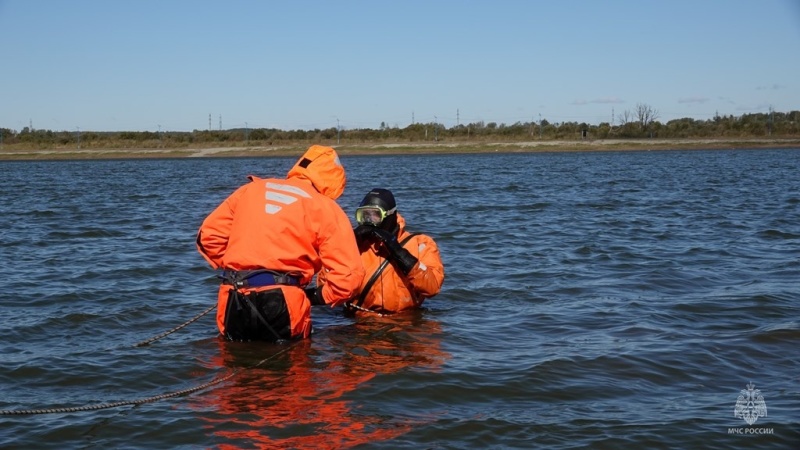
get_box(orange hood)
[286,145,346,200]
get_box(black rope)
[345,302,387,316]
[0,290,398,415]
[0,340,299,416]
[134,303,217,347]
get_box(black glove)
[353,224,374,244]
[304,286,326,306]
[368,227,419,276]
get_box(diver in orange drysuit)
[336,188,445,314]
[196,145,365,341]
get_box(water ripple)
[1,151,799,448]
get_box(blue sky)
[1,0,798,133]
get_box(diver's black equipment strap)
[242,293,283,341]
[352,233,418,308]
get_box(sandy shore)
[1,138,799,160]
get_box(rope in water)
[0,340,298,416]
[1,301,387,415]
[134,303,217,347]
[1,303,221,415]
[344,302,386,316]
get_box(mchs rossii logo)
[728,382,772,435]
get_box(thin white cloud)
[755,84,786,90]
[678,96,711,104]
[571,97,624,106]
[592,97,625,104]
[735,103,772,112]
[717,96,736,105]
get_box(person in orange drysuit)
[196,145,365,341]
[340,188,445,314]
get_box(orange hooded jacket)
[344,213,444,313]
[196,145,365,338]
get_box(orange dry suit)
[345,213,444,314]
[196,145,365,340]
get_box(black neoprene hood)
[359,188,396,211]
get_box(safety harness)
[219,269,302,342]
[219,269,301,288]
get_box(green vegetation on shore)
[1,109,799,160]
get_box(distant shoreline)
[1,138,799,161]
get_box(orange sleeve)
[317,205,365,307]
[196,185,245,269]
[405,234,445,299]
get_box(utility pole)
[434,115,438,142]
[219,115,222,131]
[209,114,212,131]
[457,109,460,126]
[768,105,774,136]
[76,127,81,149]
[538,113,543,138]
[336,118,340,145]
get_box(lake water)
[1,149,798,449]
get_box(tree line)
[2,107,798,150]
